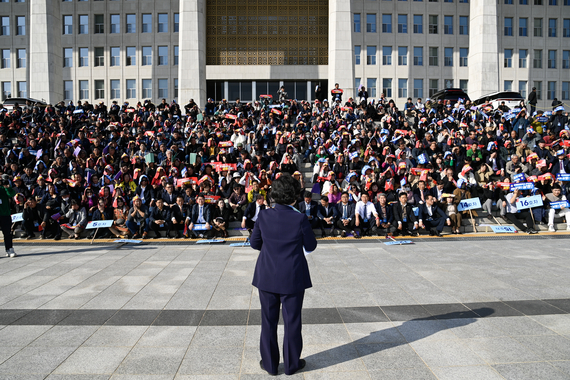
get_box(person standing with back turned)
[251,173,318,376]
[0,178,16,257]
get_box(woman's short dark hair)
[271,173,301,205]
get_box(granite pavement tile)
[53,346,132,375]
[493,362,570,380]
[114,346,186,375]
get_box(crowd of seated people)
[2,88,569,240]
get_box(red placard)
[218,141,234,148]
[331,89,344,94]
[259,94,273,99]
[144,131,155,137]
[410,168,429,176]
[204,195,220,204]
[176,177,198,187]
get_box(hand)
[189,223,194,230]
[397,224,402,230]
[419,222,425,229]
[205,222,211,230]
[447,219,451,226]
[41,221,46,228]
[241,220,246,229]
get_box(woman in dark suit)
[251,174,317,376]
[211,199,231,238]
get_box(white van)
[473,91,524,110]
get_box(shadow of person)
[302,307,495,372]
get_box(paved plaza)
[1,237,570,379]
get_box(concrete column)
[468,0,499,100]
[29,0,62,104]
[328,0,355,101]
[178,0,206,109]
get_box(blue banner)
[490,226,517,233]
[510,182,535,191]
[550,200,570,210]
[457,197,482,211]
[516,195,543,210]
[557,174,570,182]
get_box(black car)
[429,88,470,104]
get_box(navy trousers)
[424,216,446,232]
[258,289,305,375]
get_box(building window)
[460,79,468,93]
[355,78,361,93]
[519,49,528,68]
[564,18,570,37]
[429,79,439,96]
[95,80,104,99]
[158,79,168,98]
[413,15,423,33]
[354,13,361,32]
[413,47,423,65]
[174,45,179,65]
[550,0,557,3]
[398,46,407,65]
[444,47,453,66]
[563,50,569,68]
[63,81,73,100]
[1,82,10,101]
[16,16,24,35]
[534,81,542,99]
[534,49,543,68]
[519,81,527,98]
[110,14,120,34]
[126,14,136,33]
[447,79,455,90]
[366,46,377,65]
[79,47,88,67]
[382,14,391,33]
[79,15,88,34]
[549,18,557,37]
[174,13,179,33]
[382,46,392,65]
[562,81,569,100]
[459,48,468,66]
[126,47,136,66]
[535,0,543,4]
[16,49,25,68]
[429,15,438,34]
[519,17,528,36]
[0,17,9,36]
[398,78,408,98]
[142,14,152,33]
[142,46,152,66]
[367,14,377,33]
[142,79,152,99]
[413,79,423,98]
[505,0,513,3]
[158,46,168,65]
[367,78,377,98]
[110,79,120,99]
[548,50,557,68]
[174,78,178,98]
[505,17,513,36]
[428,47,438,66]
[63,48,72,67]
[548,81,556,99]
[504,80,513,91]
[459,16,468,35]
[354,45,361,65]
[95,14,104,34]
[444,15,453,34]
[534,18,543,36]
[110,47,120,67]
[382,78,392,97]
[1,49,9,69]
[94,47,104,67]
[79,80,88,99]
[158,13,168,33]
[126,79,136,99]
[504,49,513,67]
[63,15,72,35]
[398,14,407,33]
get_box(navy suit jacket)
[417,203,447,221]
[244,202,266,221]
[190,203,211,224]
[550,158,570,176]
[374,202,394,224]
[336,202,356,220]
[317,204,339,220]
[251,204,317,294]
[297,200,319,219]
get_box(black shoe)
[527,229,538,234]
[434,229,442,237]
[54,235,61,241]
[259,360,277,376]
[411,231,419,237]
[321,230,327,238]
[290,359,307,375]
[341,230,347,238]
[429,229,435,236]
[352,230,361,239]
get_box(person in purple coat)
[251,173,318,376]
